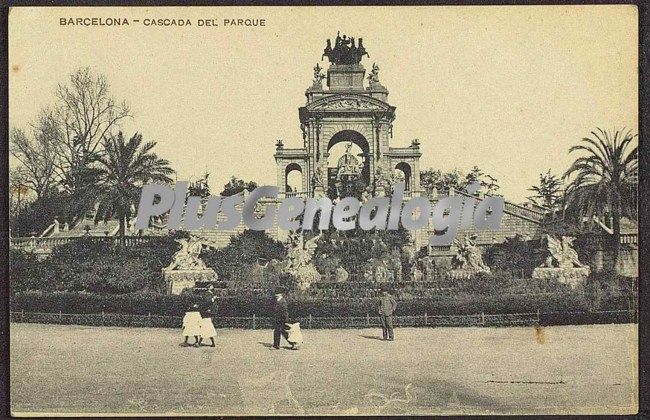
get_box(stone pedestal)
[163,268,216,295]
[327,64,365,90]
[532,267,591,289]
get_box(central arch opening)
[326,130,371,199]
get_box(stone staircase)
[42,218,120,238]
[173,201,245,248]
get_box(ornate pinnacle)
[322,33,369,65]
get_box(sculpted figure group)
[453,234,490,273]
[322,32,369,65]
[165,236,208,271]
[540,235,586,269]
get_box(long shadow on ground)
[359,335,385,341]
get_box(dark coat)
[200,294,217,318]
[378,294,397,316]
[273,297,289,326]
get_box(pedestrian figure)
[271,291,290,350]
[181,303,202,347]
[378,289,397,341]
[199,308,217,347]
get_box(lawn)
[10,322,637,415]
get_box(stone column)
[276,160,286,195]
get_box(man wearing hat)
[271,291,290,349]
[378,288,397,341]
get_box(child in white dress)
[199,308,217,347]
[182,304,202,347]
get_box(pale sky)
[9,6,638,202]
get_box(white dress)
[199,317,217,338]
[182,311,202,337]
[286,322,303,344]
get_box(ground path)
[10,323,637,415]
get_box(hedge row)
[10,289,634,318]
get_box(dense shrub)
[12,189,73,236]
[439,272,574,295]
[483,237,545,276]
[9,235,181,294]
[10,291,274,317]
[572,233,604,265]
[313,227,412,274]
[9,249,50,292]
[202,230,286,279]
[584,269,637,311]
[10,287,633,318]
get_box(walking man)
[378,289,397,341]
[272,291,290,350]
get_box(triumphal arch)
[274,33,422,199]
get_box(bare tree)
[9,168,32,233]
[50,67,131,195]
[48,68,133,222]
[10,67,132,227]
[9,120,58,199]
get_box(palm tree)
[563,128,638,265]
[95,132,175,240]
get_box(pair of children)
[182,303,217,347]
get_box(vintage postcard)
[8,5,638,416]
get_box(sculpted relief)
[311,98,384,111]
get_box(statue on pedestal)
[374,166,391,196]
[420,256,436,281]
[322,32,370,65]
[367,63,382,88]
[312,63,325,89]
[540,235,587,269]
[163,235,216,295]
[410,263,423,282]
[312,164,325,188]
[361,186,373,202]
[452,234,490,273]
[532,235,590,288]
[334,143,363,198]
[164,236,208,271]
[284,232,323,291]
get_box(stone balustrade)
[9,236,158,253]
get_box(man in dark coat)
[272,292,290,349]
[378,289,397,341]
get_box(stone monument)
[274,33,421,202]
[449,234,491,279]
[283,231,322,291]
[532,235,590,288]
[163,236,216,295]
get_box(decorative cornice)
[306,94,391,112]
[300,94,395,123]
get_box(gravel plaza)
[10,322,638,416]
